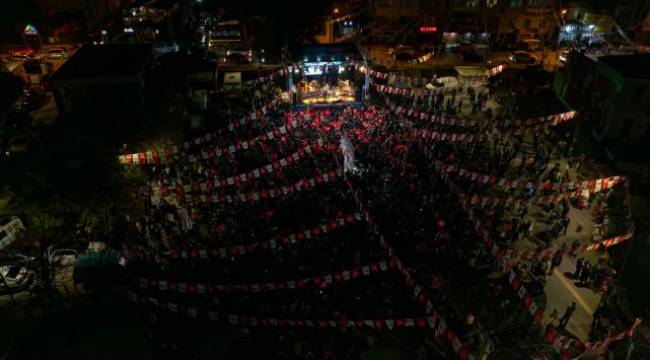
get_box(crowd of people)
[122,66,635,359]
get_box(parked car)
[44,48,69,60]
[0,216,26,250]
[508,51,538,67]
[8,47,35,61]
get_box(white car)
[45,48,68,60]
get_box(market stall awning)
[454,66,488,78]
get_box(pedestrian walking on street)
[573,258,584,279]
[580,261,591,285]
[558,302,577,331]
[549,252,563,275]
[561,217,570,236]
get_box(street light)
[333,7,339,14]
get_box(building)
[121,0,183,42]
[314,2,360,44]
[636,6,650,44]
[367,0,423,19]
[38,0,125,28]
[494,0,559,49]
[50,44,153,138]
[555,52,650,171]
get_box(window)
[621,118,634,138]
[510,0,522,8]
[487,0,498,8]
[633,84,645,103]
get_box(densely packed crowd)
[122,70,637,359]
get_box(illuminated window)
[487,0,497,8]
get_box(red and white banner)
[351,198,471,359]
[157,139,332,194]
[437,167,638,357]
[119,99,284,165]
[169,169,343,205]
[156,212,364,261]
[128,290,439,331]
[381,97,482,129]
[226,99,282,131]
[583,318,641,352]
[418,128,489,143]
[136,260,390,294]
[431,158,634,252]
[373,81,576,130]
[243,66,294,86]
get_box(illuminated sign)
[23,24,39,35]
[419,26,437,33]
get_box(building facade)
[555,53,650,170]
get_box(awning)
[454,66,488,78]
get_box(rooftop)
[51,44,152,81]
[599,54,650,79]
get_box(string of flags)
[436,162,639,358]
[430,157,634,252]
[243,66,294,86]
[155,139,333,195]
[356,61,506,81]
[345,180,472,359]
[127,212,363,263]
[135,260,391,294]
[119,99,284,165]
[165,168,344,205]
[128,290,441,332]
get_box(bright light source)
[227,50,231,55]
[261,58,266,63]
[333,7,339,14]
[587,24,595,31]
[101,30,107,35]
[561,9,567,15]
[155,29,159,34]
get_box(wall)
[370,0,420,19]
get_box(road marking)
[554,268,594,315]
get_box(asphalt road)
[366,45,564,72]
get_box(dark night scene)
[1,0,650,359]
